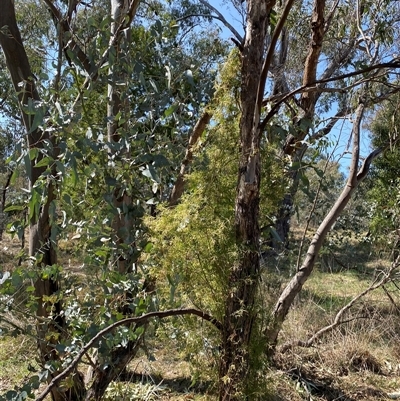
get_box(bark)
[218,1,274,400]
[265,100,368,352]
[169,111,212,206]
[273,0,327,247]
[107,0,132,274]
[0,2,85,400]
[83,2,143,398]
[0,169,12,240]
[300,0,326,119]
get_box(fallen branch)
[279,255,400,352]
[35,308,221,401]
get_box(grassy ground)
[1,228,400,400]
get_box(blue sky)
[206,0,373,176]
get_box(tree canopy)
[1,0,400,400]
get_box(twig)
[35,308,221,401]
[196,0,243,43]
[280,255,400,352]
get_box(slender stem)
[35,308,221,401]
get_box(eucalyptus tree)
[150,0,400,399]
[0,0,226,400]
[2,1,400,401]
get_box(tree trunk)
[107,0,133,274]
[0,169,12,241]
[265,101,374,352]
[218,1,272,399]
[0,2,85,400]
[273,0,326,247]
[84,2,144,398]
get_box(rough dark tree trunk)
[0,2,86,400]
[218,1,272,399]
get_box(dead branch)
[280,256,400,352]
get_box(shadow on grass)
[286,365,387,401]
[116,369,214,395]
[300,288,355,312]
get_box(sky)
[206,0,374,176]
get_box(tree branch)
[300,0,326,116]
[323,0,340,33]
[311,106,350,141]
[257,0,295,111]
[259,58,400,132]
[196,0,243,43]
[42,0,94,75]
[265,100,366,350]
[35,308,221,401]
[71,0,141,110]
[280,255,400,352]
[169,111,212,206]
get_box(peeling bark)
[301,0,326,117]
[218,1,275,399]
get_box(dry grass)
[269,225,400,400]
[0,335,37,393]
[3,229,400,400]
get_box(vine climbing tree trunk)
[218,1,272,399]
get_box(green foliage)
[366,95,400,250]
[145,50,286,391]
[147,50,242,319]
[0,1,229,399]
